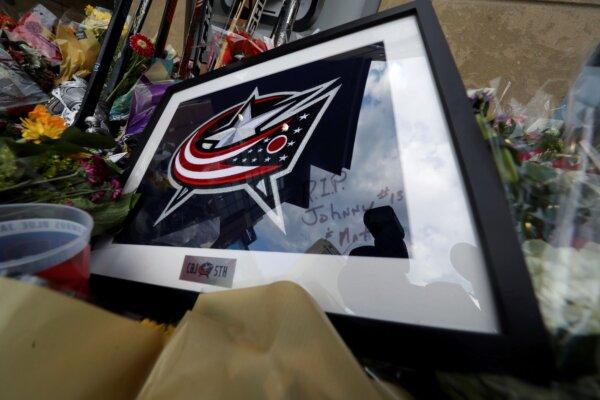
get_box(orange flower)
[21,105,67,143]
[28,104,51,120]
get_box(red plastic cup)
[0,204,94,295]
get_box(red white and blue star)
[157,79,341,231]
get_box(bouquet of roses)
[470,89,600,381]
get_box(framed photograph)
[92,1,551,376]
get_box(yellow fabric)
[0,278,164,400]
[138,282,389,399]
[0,278,408,399]
[55,24,100,84]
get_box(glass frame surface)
[91,1,552,377]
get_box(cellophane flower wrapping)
[438,49,600,399]
[54,7,110,84]
[6,4,62,66]
[122,78,174,139]
[0,46,48,115]
[110,58,177,139]
[204,25,273,72]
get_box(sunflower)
[21,105,67,143]
[129,33,154,58]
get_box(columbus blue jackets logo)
[156,79,341,232]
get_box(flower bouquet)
[440,75,600,398]
[0,3,113,114]
[471,87,600,336]
[0,105,138,236]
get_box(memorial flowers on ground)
[0,3,142,235]
[0,109,137,236]
[471,90,600,365]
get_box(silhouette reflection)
[350,206,409,259]
[339,207,487,330]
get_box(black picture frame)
[91,0,553,379]
[75,0,134,128]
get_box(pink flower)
[109,178,122,201]
[80,155,109,185]
[89,190,105,203]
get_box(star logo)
[156,79,341,232]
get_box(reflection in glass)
[105,17,500,333]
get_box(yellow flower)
[21,119,46,143]
[85,7,112,26]
[140,319,176,337]
[21,105,67,143]
[82,6,116,38]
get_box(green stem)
[105,58,146,104]
[31,189,103,203]
[0,171,81,193]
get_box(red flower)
[517,147,543,162]
[552,157,581,171]
[0,13,17,31]
[129,33,154,58]
[109,178,122,201]
[79,155,109,185]
[517,151,533,162]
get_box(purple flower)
[80,155,109,185]
[89,190,105,203]
[109,178,122,201]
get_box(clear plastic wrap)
[0,46,48,115]
[54,7,110,84]
[110,57,177,139]
[5,4,61,66]
[205,25,273,71]
[438,45,600,398]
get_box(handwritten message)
[300,171,405,252]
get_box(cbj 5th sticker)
[156,79,341,232]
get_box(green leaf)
[3,138,49,156]
[70,192,139,236]
[523,162,558,184]
[61,127,117,149]
[103,157,125,174]
[48,140,87,154]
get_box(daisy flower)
[129,33,154,58]
[21,105,67,143]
